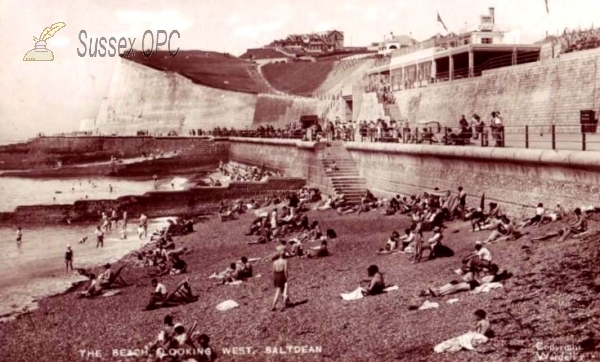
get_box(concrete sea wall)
[345,142,600,216]
[0,178,305,225]
[0,137,229,170]
[228,138,334,195]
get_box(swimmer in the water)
[16,227,22,244]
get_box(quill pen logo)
[23,22,66,61]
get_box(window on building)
[481,37,493,44]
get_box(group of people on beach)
[62,155,600,361]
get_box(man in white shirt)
[475,241,492,262]
[457,241,492,275]
[146,278,168,310]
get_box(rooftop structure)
[266,30,344,54]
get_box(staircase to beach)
[383,102,403,121]
[320,142,367,205]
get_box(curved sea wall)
[345,142,600,216]
[228,137,334,194]
[0,178,305,225]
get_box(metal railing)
[352,122,600,151]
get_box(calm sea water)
[0,174,191,320]
[0,176,188,212]
[0,218,172,320]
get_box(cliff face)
[94,60,258,135]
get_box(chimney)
[489,7,495,24]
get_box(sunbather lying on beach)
[482,216,521,244]
[422,264,509,297]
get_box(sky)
[0,0,598,141]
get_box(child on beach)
[271,245,290,311]
[474,309,492,337]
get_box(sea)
[0,174,191,321]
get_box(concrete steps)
[320,142,367,205]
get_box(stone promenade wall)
[345,142,600,217]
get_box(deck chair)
[156,278,198,308]
[101,265,128,289]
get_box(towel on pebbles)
[434,331,489,353]
[340,285,399,301]
[471,282,503,294]
[419,300,439,310]
[216,300,239,311]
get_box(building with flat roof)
[366,7,542,91]
[266,30,344,54]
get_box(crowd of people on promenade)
[189,112,507,147]
[557,27,600,54]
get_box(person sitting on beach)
[297,215,310,232]
[146,278,168,310]
[557,208,587,242]
[483,203,502,225]
[219,205,236,222]
[80,273,103,297]
[474,309,492,337]
[399,228,416,252]
[377,231,400,254]
[422,207,445,231]
[78,236,88,244]
[483,216,519,244]
[457,241,492,275]
[308,221,322,241]
[222,263,239,284]
[307,239,329,258]
[97,263,113,287]
[317,196,335,211]
[236,257,253,279]
[287,239,304,257]
[517,203,545,229]
[246,216,267,236]
[170,255,187,275]
[166,246,189,260]
[539,203,566,224]
[383,195,401,216]
[469,208,486,232]
[360,265,385,296]
[417,226,450,261]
